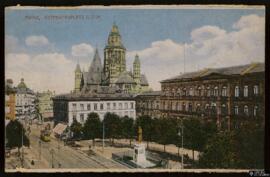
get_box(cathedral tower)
[133,54,141,85]
[104,23,126,84]
[74,63,82,93]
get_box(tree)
[6,120,30,155]
[70,118,83,140]
[121,116,135,146]
[155,117,178,152]
[198,131,238,168]
[233,122,264,169]
[82,112,101,147]
[103,112,121,145]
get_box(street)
[6,122,128,169]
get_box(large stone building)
[5,79,16,120]
[37,90,55,121]
[136,63,265,130]
[14,78,36,119]
[74,24,151,94]
[53,87,136,126]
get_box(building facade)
[136,63,265,130]
[37,90,55,120]
[74,24,151,94]
[5,79,16,120]
[15,78,36,119]
[53,91,136,126]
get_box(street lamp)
[102,120,105,153]
[178,120,184,169]
[50,149,55,168]
[39,140,41,160]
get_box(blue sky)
[5,6,265,93]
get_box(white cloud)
[5,35,19,53]
[25,35,49,46]
[127,14,265,91]
[191,25,226,43]
[5,52,75,94]
[71,43,94,57]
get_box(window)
[125,103,128,109]
[244,105,249,116]
[73,114,76,120]
[80,104,84,110]
[197,87,202,96]
[207,87,211,97]
[188,103,192,112]
[221,104,227,115]
[235,86,239,97]
[196,104,201,112]
[100,103,104,110]
[80,114,84,123]
[87,104,91,110]
[94,103,98,110]
[119,103,123,109]
[253,85,259,95]
[254,106,258,117]
[113,103,116,110]
[107,103,111,110]
[183,88,186,96]
[130,102,134,109]
[175,102,179,111]
[189,88,194,96]
[244,85,248,97]
[214,86,219,97]
[72,103,76,110]
[221,86,227,97]
[182,103,186,111]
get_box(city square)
[5,5,265,171]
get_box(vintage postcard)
[4,5,266,173]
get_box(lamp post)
[178,120,184,169]
[21,122,24,168]
[39,140,41,160]
[50,149,55,168]
[102,120,105,153]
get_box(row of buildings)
[52,24,265,132]
[136,62,265,130]
[5,78,55,121]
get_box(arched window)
[244,85,248,97]
[197,86,201,96]
[244,105,249,116]
[221,104,227,115]
[214,86,219,97]
[182,103,186,112]
[254,106,258,117]
[235,86,239,97]
[196,103,201,113]
[221,86,227,97]
[189,87,194,96]
[207,86,211,97]
[175,102,179,111]
[188,103,193,112]
[183,88,186,96]
[234,105,239,115]
[253,85,259,95]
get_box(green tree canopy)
[70,118,83,140]
[6,120,30,153]
[103,112,121,144]
[82,112,101,146]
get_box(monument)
[132,126,155,168]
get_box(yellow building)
[5,79,16,120]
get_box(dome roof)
[17,78,27,89]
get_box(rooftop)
[161,62,265,83]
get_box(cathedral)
[74,24,151,94]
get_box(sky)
[5,6,265,94]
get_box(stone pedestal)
[133,143,146,163]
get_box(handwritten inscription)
[25,15,100,21]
